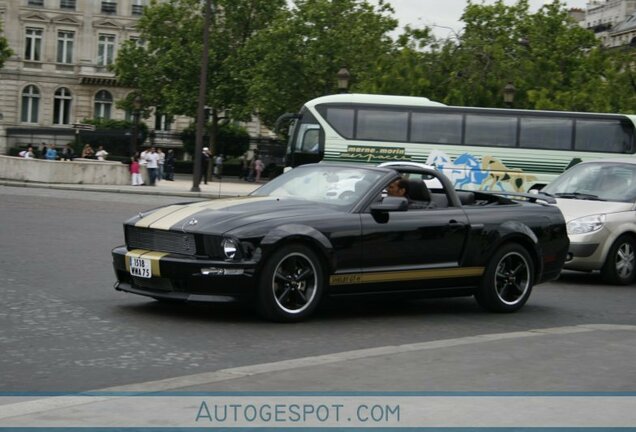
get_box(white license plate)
[130,256,152,278]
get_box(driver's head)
[387,178,409,197]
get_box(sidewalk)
[0,173,262,199]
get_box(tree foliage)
[0,20,13,69]
[242,0,398,125]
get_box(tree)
[113,0,285,153]
[244,0,398,126]
[0,20,13,69]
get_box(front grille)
[126,226,197,256]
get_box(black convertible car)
[112,163,569,321]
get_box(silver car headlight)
[567,214,606,235]
[222,238,240,259]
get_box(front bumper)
[564,229,606,271]
[112,246,258,302]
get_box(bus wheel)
[601,234,636,285]
[257,244,324,322]
[475,243,533,313]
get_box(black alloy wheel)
[475,243,534,313]
[258,244,324,322]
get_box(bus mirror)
[274,113,302,135]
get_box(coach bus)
[279,93,636,191]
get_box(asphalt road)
[1,186,635,392]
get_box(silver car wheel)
[615,242,635,279]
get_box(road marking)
[1,323,635,419]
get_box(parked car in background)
[112,163,568,321]
[542,159,636,284]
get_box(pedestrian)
[61,143,75,161]
[214,153,223,179]
[45,143,58,160]
[200,147,211,185]
[254,156,264,182]
[95,145,109,161]
[81,144,94,159]
[156,148,165,182]
[22,146,35,159]
[164,149,175,181]
[144,146,159,186]
[130,156,143,186]
[39,142,48,159]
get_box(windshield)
[251,165,384,206]
[543,162,636,203]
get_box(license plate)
[130,256,151,278]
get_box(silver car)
[542,159,636,284]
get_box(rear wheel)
[257,244,324,322]
[601,234,636,285]
[475,243,533,313]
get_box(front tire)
[257,244,324,322]
[475,243,534,313]
[601,234,636,285]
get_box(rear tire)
[475,243,534,313]
[257,244,324,322]
[601,234,636,285]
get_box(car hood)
[128,196,345,233]
[555,198,633,222]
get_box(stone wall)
[0,155,129,185]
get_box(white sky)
[388,0,589,39]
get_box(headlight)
[567,214,605,235]
[222,238,240,259]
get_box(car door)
[355,205,471,291]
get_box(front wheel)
[601,234,636,285]
[257,244,324,322]
[475,243,534,313]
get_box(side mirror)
[370,196,409,213]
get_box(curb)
[0,179,245,199]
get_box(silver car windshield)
[251,165,384,206]
[543,162,636,203]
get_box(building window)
[21,85,40,123]
[94,90,113,119]
[129,36,145,47]
[97,34,115,66]
[60,0,76,10]
[101,1,117,14]
[53,87,72,125]
[25,28,43,61]
[155,112,172,131]
[28,0,44,6]
[132,0,145,15]
[57,31,74,64]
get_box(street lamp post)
[130,95,142,156]
[191,0,213,192]
[336,67,350,94]
[503,81,516,108]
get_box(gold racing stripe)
[134,205,183,228]
[125,249,169,277]
[147,196,276,231]
[329,267,484,285]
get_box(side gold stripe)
[124,249,168,277]
[329,267,484,286]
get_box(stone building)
[0,0,274,158]
[582,0,636,47]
